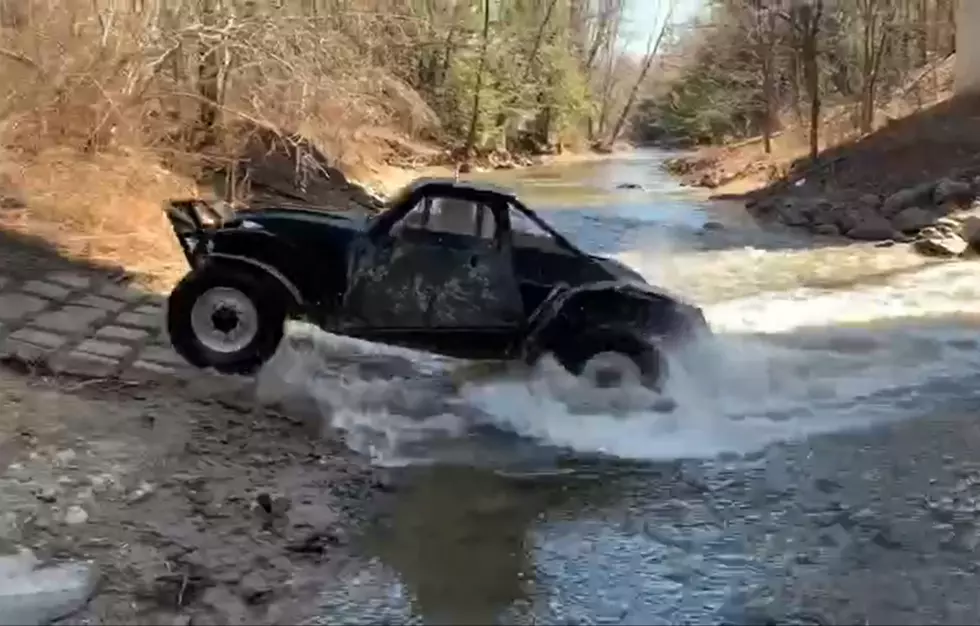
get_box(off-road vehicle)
[164,178,709,388]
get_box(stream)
[261,149,980,625]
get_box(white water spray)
[256,245,980,465]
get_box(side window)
[508,204,553,239]
[393,195,497,240]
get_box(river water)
[260,149,980,624]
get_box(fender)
[207,228,326,303]
[206,253,304,309]
[522,280,695,360]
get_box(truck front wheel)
[552,328,668,390]
[167,263,288,375]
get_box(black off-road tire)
[167,263,289,375]
[552,328,668,390]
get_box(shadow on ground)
[0,223,144,286]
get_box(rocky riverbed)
[0,366,388,625]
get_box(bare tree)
[605,0,676,147]
[856,0,896,133]
[780,0,824,161]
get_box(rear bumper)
[164,199,233,268]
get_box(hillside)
[665,53,957,196]
[0,0,651,291]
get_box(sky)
[622,0,705,55]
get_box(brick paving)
[0,270,207,382]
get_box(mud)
[0,367,387,625]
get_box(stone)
[34,487,57,503]
[890,206,935,233]
[775,200,809,226]
[846,215,898,241]
[0,294,48,322]
[75,339,133,359]
[95,325,149,342]
[21,281,71,300]
[813,223,840,236]
[115,312,160,330]
[133,304,163,317]
[961,215,980,251]
[881,181,936,216]
[199,585,250,625]
[74,295,127,312]
[0,548,98,626]
[934,177,975,206]
[237,571,272,601]
[8,329,67,350]
[46,272,92,290]
[97,283,145,303]
[63,506,88,525]
[128,359,177,376]
[914,232,968,257]
[137,346,185,367]
[0,340,51,363]
[49,352,119,378]
[858,193,882,208]
[33,307,107,335]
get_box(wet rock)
[870,527,904,550]
[63,505,88,526]
[813,223,840,236]
[942,523,980,552]
[0,548,99,626]
[960,215,980,251]
[198,585,250,625]
[858,192,883,208]
[126,481,156,504]
[702,220,725,231]
[933,177,975,207]
[813,477,842,494]
[616,183,644,190]
[775,200,810,227]
[845,214,898,241]
[253,493,290,519]
[237,571,272,603]
[881,181,936,216]
[913,226,968,257]
[890,206,935,233]
[33,487,57,503]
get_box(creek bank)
[221,129,614,212]
[663,147,980,260]
[738,175,980,259]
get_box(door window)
[392,196,497,240]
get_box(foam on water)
[256,248,980,465]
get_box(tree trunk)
[799,1,823,161]
[606,0,674,147]
[197,0,221,147]
[464,0,492,156]
[760,7,776,155]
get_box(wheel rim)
[579,351,643,388]
[189,286,259,354]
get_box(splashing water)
[255,241,980,466]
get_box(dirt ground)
[0,364,388,625]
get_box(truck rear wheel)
[167,263,288,375]
[553,328,667,390]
